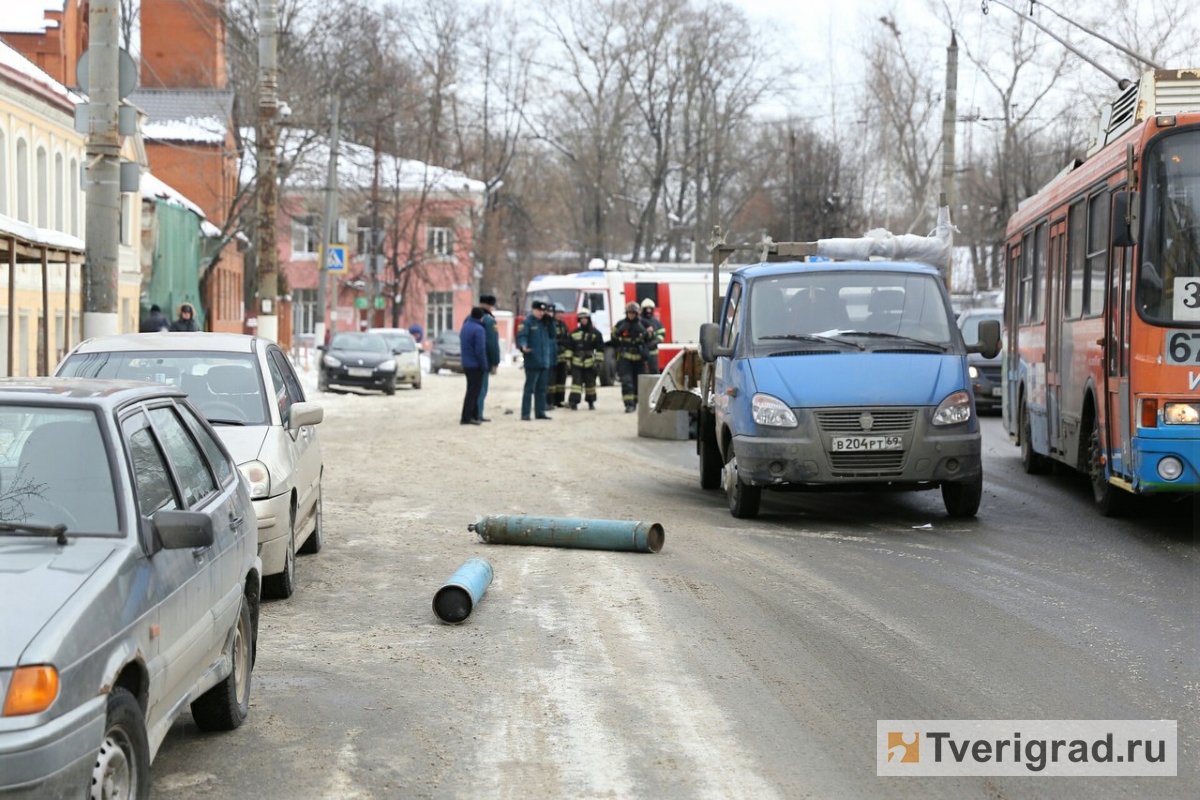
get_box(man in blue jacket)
[477,294,501,421]
[517,300,555,420]
[459,307,488,425]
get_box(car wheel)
[413,374,422,390]
[698,411,722,491]
[1088,416,1127,517]
[723,448,761,519]
[263,504,296,599]
[298,482,323,555]
[91,687,149,800]
[1020,401,1048,474]
[384,377,396,396]
[317,375,329,392]
[189,597,253,732]
[942,471,983,517]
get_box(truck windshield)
[750,271,954,347]
[1138,128,1200,324]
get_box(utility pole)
[316,96,340,346]
[369,123,382,329]
[788,128,797,241]
[83,0,121,338]
[255,0,280,342]
[940,31,959,290]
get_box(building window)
[291,215,319,255]
[69,158,79,235]
[119,194,133,246]
[293,288,317,335]
[426,225,454,258]
[16,139,29,223]
[0,129,7,215]
[54,153,64,231]
[355,216,374,257]
[36,146,48,228]
[426,291,453,336]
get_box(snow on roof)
[141,172,206,218]
[143,116,227,144]
[0,209,84,252]
[240,127,486,197]
[0,2,65,34]
[0,35,82,105]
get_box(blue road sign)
[324,245,347,272]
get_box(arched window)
[69,158,79,235]
[54,153,64,231]
[36,146,48,228]
[16,139,29,223]
[0,129,7,215]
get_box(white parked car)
[56,333,323,599]
[367,327,423,389]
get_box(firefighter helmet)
[577,308,592,318]
[625,302,640,314]
[640,298,656,310]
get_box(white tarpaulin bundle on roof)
[814,206,956,272]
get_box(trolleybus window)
[1138,129,1200,323]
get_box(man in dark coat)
[567,309,604,410]
[612,302,650,412]
[170,303,200,331]
[517,300,555,420]
[140,304,170,332]
[476,294,501,421]
[547,303,572,408]
[640,298,665,374]
[459,307,488,425]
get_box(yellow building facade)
[0,40,143,376]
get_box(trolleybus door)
[1047,219,1067,455]
[1105,247,1133,477]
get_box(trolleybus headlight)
[751,393,798,428]
[1157,457,1184,481]
[1163,402,1199,425]
[932,391,972,426]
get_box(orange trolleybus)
[1002,68,1200,515]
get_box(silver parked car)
[367,327,423,389]
[56,333,323,599]
[0,378,260,799]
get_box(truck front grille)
[815,409,916,434]
[816,408,916,477]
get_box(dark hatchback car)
[957,308,1003,413]
[318,332,398,395]
[429,330,462,373]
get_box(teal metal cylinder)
[468,515,665,554]
[433,558,493,624]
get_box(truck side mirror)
[699,322,734,362]
[968,319,1001,359]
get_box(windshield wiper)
[0,521,69,545]
[207,418,246,426]
[833,331,948,351]
[759,333,865,351]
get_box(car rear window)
[58,351,269,426]
[0,406,119,534]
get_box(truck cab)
[697,260,1001,519]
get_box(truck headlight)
[968,365,979,379]
[752,393,798,427]
[1163,402,1199,425]
[933,391,972,426]
[239,460,271,499]
[322,354,342,368]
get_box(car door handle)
[229,514,244,529]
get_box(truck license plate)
[831,435,903,452]
[348,367,373,377]
[991,387,1002,397]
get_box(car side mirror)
[968,319,1001,359]
[699,322,733,363]
[154,508,215,549]
[1111,190,1139,247]
[316,344,325,352]
[289,401,324,431]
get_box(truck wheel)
[698,411,722,491]
[1020,401,1048,474]
[724,449,760,519]
[942,472,982,517]
[1088,416,1127,517]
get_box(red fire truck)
[524,259,729,384]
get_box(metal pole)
[83,0,121,339]
[8,238,15,375]
[315,96,340,347]
[255,0,280,342]
[369,124,382,329]
[940,32,959,290]
[40,248,49,375]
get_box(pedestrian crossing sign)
[323,244,347,272]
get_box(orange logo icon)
[887,732,919,763]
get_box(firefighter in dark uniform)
[639,297,665,374]
[613,301,651,412]
[547,303,573,408]
[567,308,604,410]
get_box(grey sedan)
[0,379,261,799]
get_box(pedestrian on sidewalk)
[170,302,200,332]
[140,304,170,332]
[459,307,488,425]
[517,300,555,420]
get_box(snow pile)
[0,36,83,105]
